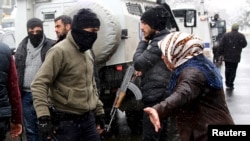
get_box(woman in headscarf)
[144,32,234,141]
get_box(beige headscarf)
[158,32,204,69]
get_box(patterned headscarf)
[158,32,223,92]
[158,31,204,69]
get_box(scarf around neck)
[168,54,223,92]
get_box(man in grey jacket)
[31,8,105,141]
[15,18,55,141]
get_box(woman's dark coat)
[153,67,234,141]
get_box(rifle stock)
[114,91,126,108]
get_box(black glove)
[95,114,105,129]
[38,116,54,140]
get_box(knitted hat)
[232,23,239,31]
[141,6,170,31]
[158,32,204,69]
[27,18,43,29]
[72,8,100,30]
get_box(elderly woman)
[144,32,234,141]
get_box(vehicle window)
[0,31,16,50]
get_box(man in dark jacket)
[0,42,22,140]
[133,6,180,141]
[220,23,247,90]
[14,18,55,141]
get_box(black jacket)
[220,30,247,63]
[133,29,172,105]
[0,43,11,118]
[15,36,55,92]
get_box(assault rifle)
[105,65,142,132]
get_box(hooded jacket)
[31,31,104,118]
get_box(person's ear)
[66,24,71,31]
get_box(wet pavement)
[5,38,250,141]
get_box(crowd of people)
[1,3,247,141]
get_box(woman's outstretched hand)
[143,107,161,132]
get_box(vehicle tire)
[63,0,121,64]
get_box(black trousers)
[0,118,9,141]
[225,62,238,87]
[51,111,101,141]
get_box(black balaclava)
[141,6,170,40]
[27,18,44,47]
[71,8,100,52]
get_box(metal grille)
[126,2,142,16]
[144,5,154,12]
